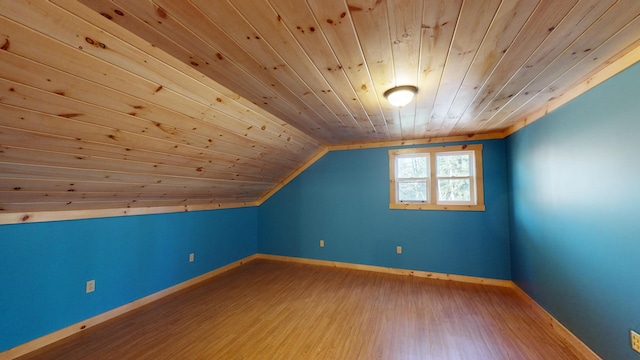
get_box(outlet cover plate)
[189,253,194,262]
[86,280,95,293]
[632,330,640,353]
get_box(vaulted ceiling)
[1,0,639,223]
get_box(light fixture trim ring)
[383,85,418,107]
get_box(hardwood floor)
[17,259,588,359]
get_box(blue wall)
[258,140,511,280]
[507,62,640,359]
[0,207,257,352]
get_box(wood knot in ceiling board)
[347,5,363,12]
[216,53,223,60]
[114,9,124,16]
[1,39,9,51]
[58,113,82,118]
[156,6,167,19]
[85,37,107,49]
[100,12,113,20]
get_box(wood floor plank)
[16,260,589,360]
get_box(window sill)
[389,203,486,211]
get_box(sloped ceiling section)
[1,0,639,223]
[0,0,324,221]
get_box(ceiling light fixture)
[384,85,418,107]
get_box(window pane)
[437,179,470,201]
[397,155,428,179]
[437,154,470,177]
[398,181,428,202]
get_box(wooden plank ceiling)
[1,0,639,220]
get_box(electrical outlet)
[320,240,324,248]
[189,253,194,263]
[396,246,402,254]
[85,280,95,294]
[632,330,640,353]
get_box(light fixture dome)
[384,85,417,107]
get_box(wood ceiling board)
[266,0,379,140]
[0,178,269,194]
[483,0,640,130]
[0,126,290,181]
[384,0,423,138]
[0,13,316,158]
[427,0,503,134]
[305,0,390,139]
[100,0,338,143]
[1,0,639,219]
[346,0,400,139]
[224,0,364,142]
[162,0,348,141]
[451,0,579,133]
[499,20,640,130]
[413,0,462,138]
[57,0,314,152]
[0,162,273,190]
[0,104,299,179]
[0,0,320,216]
[436,0,540,137]
[0,145,279,184]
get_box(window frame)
[389,144,485,211]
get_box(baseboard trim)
[0,254,258,360]
[509,284,601,360]
[255,253,513,287]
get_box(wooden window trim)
[389,144,485,211]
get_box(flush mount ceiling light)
[384,85,418,107]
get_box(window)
[389,144,484,211]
